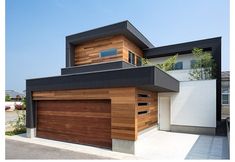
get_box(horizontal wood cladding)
[32,87,137,141]
[37,100,111,148]
[136,89,158,132]
[74,35,143,66]
[74,35,124,66]
[123,36,143,63]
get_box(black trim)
[61,61,135,75]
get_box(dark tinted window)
[100,48,117,57]
[128,51,135,65]
[174,62,183,70]
[136,56,142,66]
[222,94,229,105]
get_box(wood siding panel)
[33,87,137,141]
[73,35,144,66]
[123,37,143,63]
[74,35,124,66]
[136,89,158,132]
[36,100,111,148]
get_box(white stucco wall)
[170,80,216,128]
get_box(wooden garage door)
[36,100,111,149]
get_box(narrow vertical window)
[136,56,142,66]
[128,51,135,65]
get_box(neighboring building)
[5,90,25,101]
[221,71,230,119]
[26,21,221,154]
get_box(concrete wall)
[170,80,216,128]
[167,69,191,81]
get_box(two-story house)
[26,21,221,154]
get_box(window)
[191,60,196,68]
[100,48,117,57]
[128,51,135,65]
[222,94,229,105]
[174,62,183,70]
[136,56,142,66]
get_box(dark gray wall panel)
[61,61,135,75]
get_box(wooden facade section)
[122,36,143,63]
[74,35,143,66]
[32,87,157,142]
[136,89,158,132]
[36,100,112,148]
[33,88,137,141]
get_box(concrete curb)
[5,134,141,160]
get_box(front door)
[159,97,170,131]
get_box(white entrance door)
[159,96,170,131]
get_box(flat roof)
[27,66,179,92]
[66,20,154,49]
[144,37,221,58]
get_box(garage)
[36,100,112,149]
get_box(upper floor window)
[100,48,117,57]
[222,85,230,105]
[128,51,135,65]
[136,56,142,66]
[174,62,183,70]
[222,93,229,105]
[191,60,196,68]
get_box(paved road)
[5,139,114,159]
[185,135,229,159]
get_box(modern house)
[26,21,221,154]
[221,71,230,119]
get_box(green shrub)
[6,110,26,136]
[5,95,11,101]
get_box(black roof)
[144,37,221,58]
[66,20,154,49]
[27,66,179,93]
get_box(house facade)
[26,21,221,154]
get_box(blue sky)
[6,0,229,92]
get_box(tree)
[142,54,178,71]
[157,54,178,71]
[22,97,26,109]
[5,95,11,101]
[189,48,216,80]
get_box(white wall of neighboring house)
[171,80,216,127]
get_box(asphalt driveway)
[5,139,114,159]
